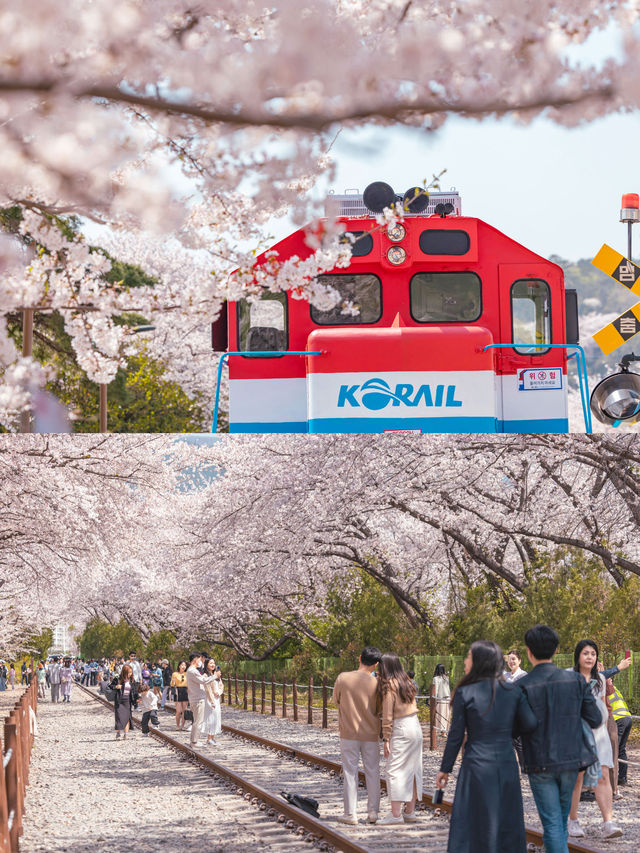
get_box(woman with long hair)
[567,640,622,839]
[170,660,189,730]
[376,652,423,826]
[111,663,138,740]
[436,640,537,852]
[201,658,224,745]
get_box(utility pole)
[20,308,34,433]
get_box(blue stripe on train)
[230,421,308,433]
[228,417,569,434]
[309,416,498,433]
[500,418,568,433]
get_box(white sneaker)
[376,814,404,826]
[367,812,378,824]
[568,819,585,837]
[337,815,358,826]
[603,821,623,839]
[403,809,418,823]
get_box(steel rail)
[164,700,603,853]
[79,685,369,853]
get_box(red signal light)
[622,193,639,209]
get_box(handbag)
[184,708,194,722]
[280,792,320,819]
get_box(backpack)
[280,792,320,819]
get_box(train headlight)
[387,246,407,265]
[590,360,640,426]
[386,223,406,242]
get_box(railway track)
[81,686,603,853]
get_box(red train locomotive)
[212,182,588,433]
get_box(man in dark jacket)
[519,625,602,853]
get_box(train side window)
[310,274,382,324]
[340,231,373,257]
[410,272,482,322]
[419,229,470,255]
[238,292,288,357]
[511,279,551,355]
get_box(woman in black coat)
[436,640,537,853]
[111,664,138,740]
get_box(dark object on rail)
[280,792,320,819]
[580,790,596,802]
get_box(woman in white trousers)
[377,652,423,826]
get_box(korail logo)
[337,378,462,410]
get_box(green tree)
[318,568,434,660]
[78,619,145,659]
[27,627,54,659]
[47,349,204,433]
[438,551,640,659]
[145,629,179,661]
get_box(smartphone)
[432,788,443,805]
[625,650,632,660]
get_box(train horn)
[363,181,396,213]
[403,186,430,212]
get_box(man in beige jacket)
[332,646,382,825]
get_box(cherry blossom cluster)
[3,433,639,656]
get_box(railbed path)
[19,688,311,852]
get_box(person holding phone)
[436,640,537,852]
[567,640,622,839]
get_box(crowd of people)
[1,653,225,745]
[105,651,224,745]
[333,627,634,852]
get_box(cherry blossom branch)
[0,78,617,130]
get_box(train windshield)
[310,274,382,325]
[409,272,482,322]
[511,279,551,354]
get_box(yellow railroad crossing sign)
[591,244,640,355]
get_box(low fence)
[224,673,336,728]
[224,671,640,759]
[223,673,443,746]
[0,681,38,852]
[233,652,640,705]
